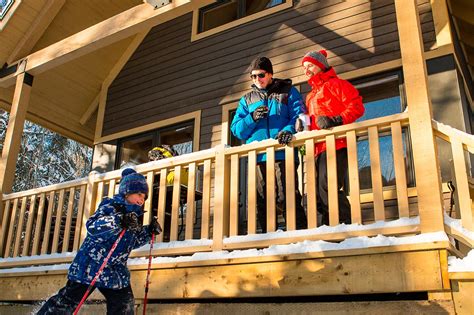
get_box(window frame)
[191,0,293,42]
[114,119,196,170]
[0,0,20,30]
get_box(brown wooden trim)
[0,0,22,31]
[96,110,201,150]
[191,0,293,42]
[430,0,453,51]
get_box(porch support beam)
[0,69,33,195]
[394,0,444,232]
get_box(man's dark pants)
[316,148,352,225]
[256,160,307,232]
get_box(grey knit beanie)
[301,50,329,71]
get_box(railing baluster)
[157,168,168,243]
[13,196,28,257]
[248,150,257,234]
[73,186,86,251]
[201,159,212,239]
[108,179,116,198]
[326,135,339,226]
[266,147,276,232]
[285,146,296,231]
[369,126,385,221]
[32,193,45,255]
[52,189,65,253]
[0,200,12,257]
[41,192,55,255]
[144,172,154,226]
[451,138,473,230]
[22,195,37,256]
[170,166,182,241]
[185,162,197,240]
[4,198,19,257]
[229,155,240,236]
[391,122,409,218]
[347,130,361,224]
[62,187,75,253]
[305,139,317,228]
[95,181,104,210]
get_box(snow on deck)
[444,213,474,241]
[448,250,474,272]
[0,230,447,274]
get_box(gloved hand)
[121,212,141,232]
[149,216,162,235]
[316,115,343,129]
[277,130,293,145]
[252,106,269,121]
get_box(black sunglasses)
[250,72,267,79]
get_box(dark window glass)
[352,73,414,190]
[115,121,194,169]
[199,0,286,33]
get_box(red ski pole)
[142,233,155,315]
[73,229,126,315]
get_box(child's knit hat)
[301,50,330,71]
[119,168,148,197]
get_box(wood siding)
[103,0,436,149]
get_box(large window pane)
[199,0,286,33]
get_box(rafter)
[6,0,65,65]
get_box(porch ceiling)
[447,0,474,87]
[0,0,143,146]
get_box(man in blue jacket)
[231,57,307,233]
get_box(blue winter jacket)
[231,78,305,162]
[68,195,152,289]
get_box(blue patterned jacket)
[68,195,152,289]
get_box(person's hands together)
[316,115,343,129]
[121,212,141,232]
[149,216,162,235]
[277,130,293,145]
[252,106,269,121]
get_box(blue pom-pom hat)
[118,168,149,198]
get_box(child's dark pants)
[36,280,135,315]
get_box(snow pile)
[444,213,474,241]
[133,238,212,253]
[224,216,420,244]
[0,232,447,274]
[448,250,474,272]
[127,231,447,266]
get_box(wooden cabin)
[0,0,473,313]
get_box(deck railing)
[433,120,474,243]
[2,112,465,267]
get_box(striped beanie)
[301,50,330,71]
[119,168,148,198]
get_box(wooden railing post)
[80,171,98,243]
[212,145,230,250]
[395,0,444,232]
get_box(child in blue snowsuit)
[37,168,162,315]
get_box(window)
[115,121,194,169]
[0,0,14,20]
[194,0,292,40]
[352,72,415,190]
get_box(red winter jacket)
[305,68,364,156]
